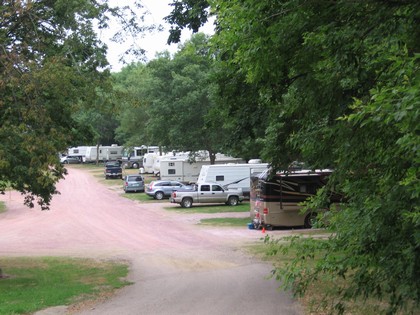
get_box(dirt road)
[0,167,302,315]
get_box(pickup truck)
[170,182,244,208]
[104,161,123,179]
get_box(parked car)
[145,180,191,200]
[123,175,145,193]
[104,161,122,179]
[60,156,81,164]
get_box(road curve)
[0,167,302,315]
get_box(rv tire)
[227,196,239,206]
[132,162,139,169]
[181,198,193,208]
[304,212,317,229]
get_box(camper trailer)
[67,146,89,162]
[82,145,123,163]
[197,163,269,198]
[250,169,341,229]
[159,152,244,183]
[122,146,159,169]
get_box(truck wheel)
[132,162,139,169]
[304,212,317,229]
[181,198,193,208]
[228,196,239,206]
[155,191,164,200]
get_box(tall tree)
[0,0,148,209]
[167,0,420,313]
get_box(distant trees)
[0,1,148,208]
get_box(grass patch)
[199,217,250,227]
[121,192,166,203]
[0,201,6,214]
[165,202,250,213]
[0,257,131,314]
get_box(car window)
[200,185,210,192]
[171,182,182,187]
[212,185,223,191]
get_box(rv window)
[169,162,175,166]
[215,175,224,181]
[168,169,176,174]
[200,185,210,192]
[110,151,117,154]
[74,150,79,154]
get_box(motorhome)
[159,152,245,183]
[197,163,269,198]
[250,169,341,229]
[121,146,159,169]
[82,145,123,163]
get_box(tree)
[167,0,420,313]
[0,1,149,209]
[145,33,227,163]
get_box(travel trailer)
[197,163,269,198]
[250,169,342,229]
[121,145,159,169]
[159,152,245,183]
[142,152,159,173]
[82,145,123,163]
[66,146,89,161]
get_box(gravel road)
[0,166,303,315]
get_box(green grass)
[0,201,6,214]
[165,202,250,213]
[199,217,251,227]
[0,257,131,315]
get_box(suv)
[123,175,145,193]
[146,180,191,200]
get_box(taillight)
[172,192,176,198]
[255,212,260,218]
[263,208,268,214]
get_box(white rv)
[122,145,159,169]
[159,152,245,183]
[67,146,89,162]
[142,152,159,173]
[197,163,269,197]
[82,145,123,163]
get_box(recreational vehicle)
[82,145,123,163]
[159,152,244,183]
[250,169,341,229]
[67,146,89,162]
[197,163,269,197]
[122,146,159,169]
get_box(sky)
[99,0,214,72]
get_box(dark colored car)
[145,180,191,200]
[123,175,145,193]
[104,161,122,179]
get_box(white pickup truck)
[170,183,244,208]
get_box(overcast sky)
[99,0,214,72]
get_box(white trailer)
[66,146,89,162]
[142,152,159,173]
[82,145,123,163]
[197,163,269,197]
[159,152,245,183]
[122,146,159,169]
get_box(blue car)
[123,175,145,193]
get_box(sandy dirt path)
[0,167,302,315]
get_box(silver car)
[145,180,191,200]
[123,175,145,193]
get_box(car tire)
[155,191,164,200]
[304,212,317,229]
[181,198,193,208]
[228,196,239,206]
